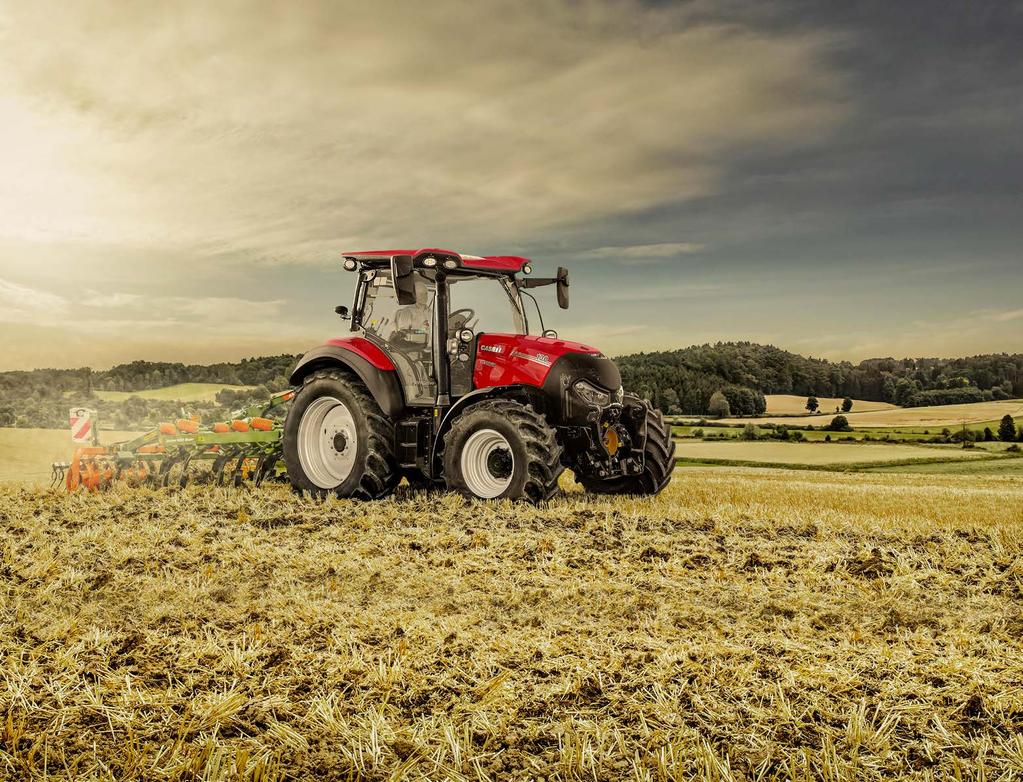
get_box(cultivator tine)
[231,455,250,488]
[51,462,68,488]
[176,451,196,488]
[157,453,179,488]
[254,447,282,487]
[214,448,239,486]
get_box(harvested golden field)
[764,395,896,415]
[2,471,1022,781]
[724,399,1023,428]
[0,428,143,486]
[674,439,989,467]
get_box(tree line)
[0,355,297,430]
[615,342,1023,416]
[0,343,1020,427]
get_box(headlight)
[612,386,624,404]
[574,380,611,407]
[422,256,437,268]
[458,328,473,343]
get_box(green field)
[671,438,1011,470]
[674,422,1012,443]
[94,382,255,402]
[0,427,143,485]
[863,457,1023,475]
[708,399,1023,428]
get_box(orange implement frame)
[66,446,114,491]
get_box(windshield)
[447,275,527,335]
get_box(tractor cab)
[285,248,674,501]
[346,250,558,405]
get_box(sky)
[0,0,1020,370]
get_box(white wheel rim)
[460,429,514,499]
[297,396,357,489]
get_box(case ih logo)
[511,350,551,367]
[479,344,504,353]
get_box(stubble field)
[763,396,896,415]
[2,470,1022,781]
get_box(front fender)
[289,345,405,419]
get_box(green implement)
[54,389,295,490]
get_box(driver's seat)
[391,277,432,346]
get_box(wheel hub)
[486,447,513,479]
[333,432,348,453]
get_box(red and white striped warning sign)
[69,408,96,444]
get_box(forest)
[614,343,1023,415]
[0,344,1020,427]
[0,355,296,430]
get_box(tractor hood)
[473,333,619,392]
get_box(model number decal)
[511,350,551,366]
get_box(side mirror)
[556,267,569,309]
[334,305,350,320]
[391,254,417,305]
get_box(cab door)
[445,275,527,398]
[360,271,437,405]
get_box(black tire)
[579,402,675,495]
[443,399,564,503]
[283,368,399,499]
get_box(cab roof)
[343,248,531,274]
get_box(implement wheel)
[283,368,398,499]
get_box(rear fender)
[289,344,405,419]
[429,385,548,475]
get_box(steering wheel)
[448,308,476,332]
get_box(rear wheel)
[283,368,399,499]
[579,402,675,495]
[443,400,563,503]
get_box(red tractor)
[283,249,675,502]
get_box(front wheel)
[579,402,675,495]
[283,368,399,499]
[443,399,563,503]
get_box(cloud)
[81,292,145,308]
[0,277,68,322]
[589,242,706,260]
[977,308,1023,323]
[603,283,726,302]
[81,289,283,320]
[0,1,845,261]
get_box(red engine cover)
[473,333,601,389]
